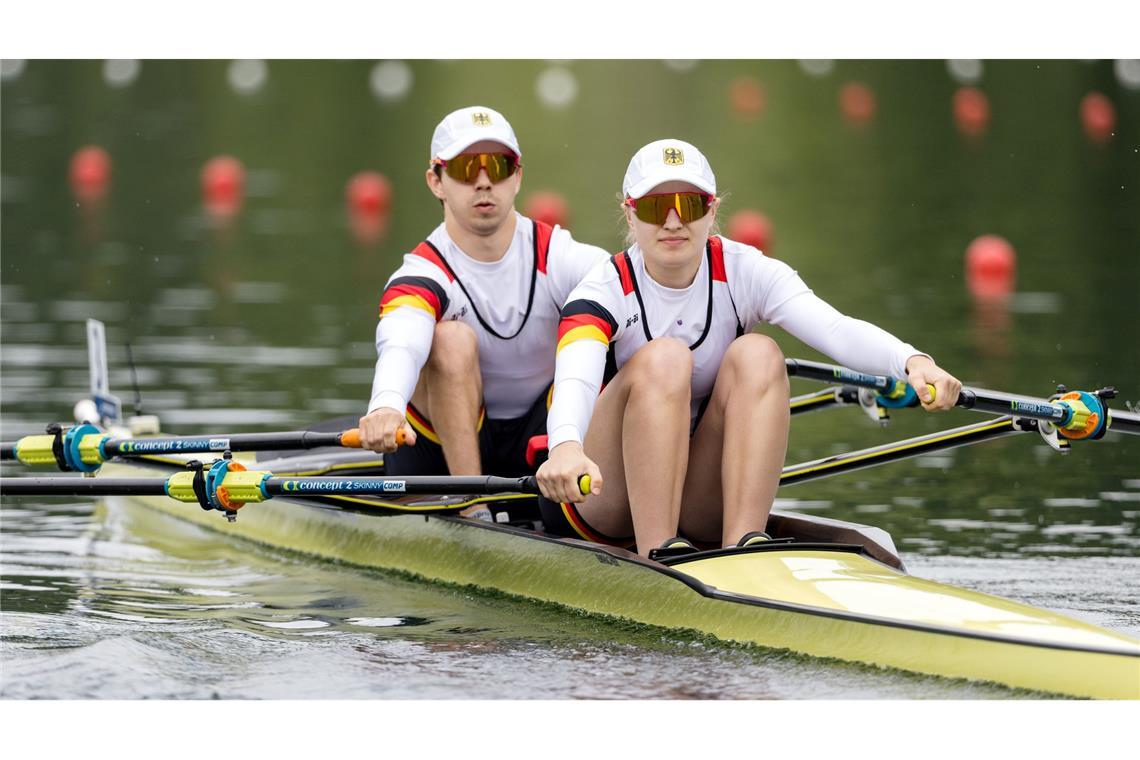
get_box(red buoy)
[839,81,876,126]
[346,171,393,218]
[201,155,245,218]
[727,210,773,254]
[965,234,1016,299]
[729,77,765,120]
[1080,92,1116,143]
[523,191,569,228]
[953,87,990,138]
[69,145,111,203]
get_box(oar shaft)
[1,427,366,471]
[1106,408,1140,436]
[956,388,1067,422]
[262,475,540,496]
[0,474,542,500]
[101,430,357,456]
[0,477,170,496]
[787,357,1140,435]
[786,358,897,393]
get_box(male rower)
[359,106,609,478]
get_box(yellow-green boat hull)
[102,458,1140,700]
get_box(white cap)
[430,106,521,161]
[622,138,716,198]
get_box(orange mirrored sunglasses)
[624,192,715,225]
[432,152,521,184]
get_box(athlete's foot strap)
[736,531,772,548]
[648,536,699,561]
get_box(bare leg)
[410,320,483,475]
[574,338,693,556]
[680,334,789,546]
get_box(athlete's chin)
[468,214,507,235]
[650,241,700,262]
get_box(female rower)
[536,139,961,558]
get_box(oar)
[0,466,590,522]
[0,423,406,473]
[785,358,1139,439]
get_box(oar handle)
[337,427,407,449]
[516,474,592,496]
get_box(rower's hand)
[358,407,416,452]
[537,441,602,504]
[905,355,962,411]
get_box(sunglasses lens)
[632,193,711,224]
[443,153,519,184]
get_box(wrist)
[550,440,583,457]
[905,353,933,374]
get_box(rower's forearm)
[369,316,432,415]
[547,342,606,449]
[772,294,923,381]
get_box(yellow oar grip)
[79,433,107,466]
[216,471,272,503]
[165,470,271,504]
[14,435,59,467]
[166,471,199,502]
[578,474,591,495]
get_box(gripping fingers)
[924,383,937,406]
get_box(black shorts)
[535,393,715,550]
[382,388,551,478]
[537,496,635,548]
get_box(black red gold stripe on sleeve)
[379,276,450,321]
[557,299,617,354]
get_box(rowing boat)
[66,441,1133,699]
[9,470,1138,704]
[6,354,1140,698]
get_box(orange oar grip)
[340,427,407,449]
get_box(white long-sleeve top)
[547,236,927,448]
[369,213,610,420]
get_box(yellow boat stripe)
[789,391,837,411]
[323,492,535,511]
[782,418,1013,480]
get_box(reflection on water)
[2,60,1138,698]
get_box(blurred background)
[2,58,1140,702]
[2,59,1139,556]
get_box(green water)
[1,59,1138,698]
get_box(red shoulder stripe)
[611,252,635,295]
[709,235,727,283]
[411,241,455,282]
[534,220,554,274]
[557,312,614,344]
[380,280,444,321]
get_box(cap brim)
[435,133,521,161]
[625,171,716,198]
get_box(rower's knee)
[724,333,788,391]
[627,337,692,397]
[427,321,479,378]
